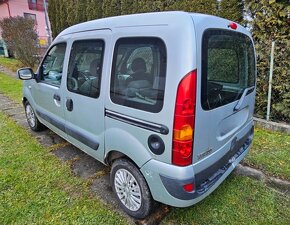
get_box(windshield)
[201,29,256,110]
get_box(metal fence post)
[266,41,275,121]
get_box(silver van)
[18,11,256,219]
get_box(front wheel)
[110,158,153,219]
[24,101,45,131]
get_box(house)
[0,0,51,57]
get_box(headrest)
[89,59,100,76]
[131,58,146,73]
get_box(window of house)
[67,40,104,98]
[24,13,36,22]
[110,38,167,113]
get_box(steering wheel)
[207,82,223,109]
[208,82,223,93]
[68,77,78,90]
[78,71,90,81]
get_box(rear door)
[194,25,256,163]
[63,30,111,161]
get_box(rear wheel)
[24,101,45,131]
[110,158,153,219]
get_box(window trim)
[66,39,105,99]
[110,37,167,113]
[201,29,256,111]
[37,42,67,87]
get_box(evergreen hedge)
[48,0,226,37]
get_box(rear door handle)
[53,94,61,101]
[66,98,73,111]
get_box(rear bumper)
[140,125,253,207]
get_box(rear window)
[110,38,167,113]
[201,29,255,110]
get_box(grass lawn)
[244,128,290,180]
[163,174,290,225]
[0,72,23,103]
[0,112,127,224]
[0,57,23,72]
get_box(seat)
[129,57,152,83]
[79,59,100,97]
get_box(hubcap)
[25,104,36,128]
[114,169,142,211]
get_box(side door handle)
[53,94,61,101]
[66,98,73,111]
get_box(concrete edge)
[234,164,290,195]
[254,117,290,134]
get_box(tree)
[0,16,39,67]
[218,0,244,23]
[86,0,104,20]
[102,0,121,17]
[186,0,218,15]
[58,0,70,31]
[121,0,136,15]
[48,0,58,37]
[246,0,290,122]
[76,0,89,22]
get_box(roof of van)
[58,11,215,37]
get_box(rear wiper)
[234,87,254,111]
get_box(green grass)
[163,174,290,225]
[244,128,290,180]
[0,72,23,102]
[0,112,128,224]
[0,57,23,72]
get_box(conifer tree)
[218,0,244,23]
[85,0,103,20]
[121,0,135,15]
[246,0,289,121]
[102,0,121,17]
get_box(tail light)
[172,70,197,166]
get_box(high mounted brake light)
[228,22,237,30]
[172,70,197,166]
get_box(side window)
[39,43,66,86]
[110,38,167,113]
[67,40,104,98]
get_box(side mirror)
[17,68,34,80]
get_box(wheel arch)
[105,150,143,169]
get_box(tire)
[24,101,45,131]
[110,158,153,219]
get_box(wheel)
[24,101,45,131]
[110,158,153,219]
